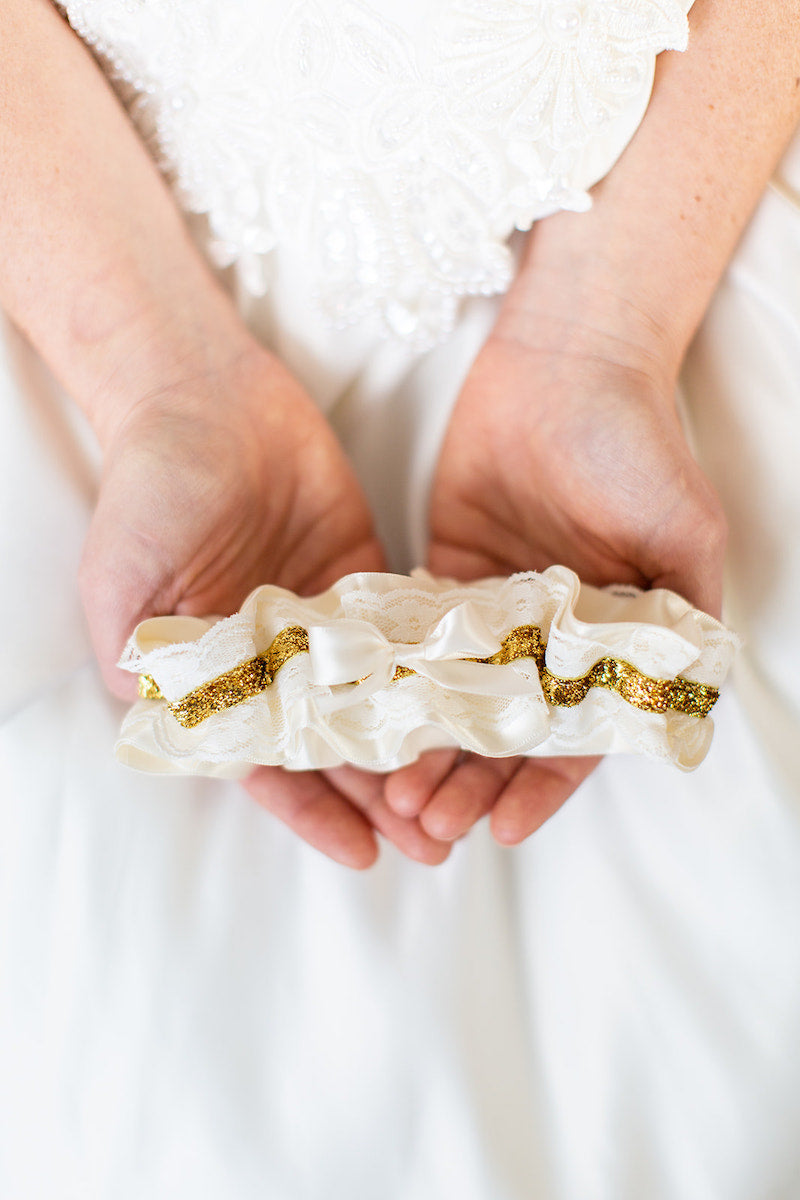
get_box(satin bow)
[307,602,536,700]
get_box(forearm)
[0,0,252,444]
[513,0,800,370]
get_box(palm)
[384,332,726,847]
[429,335,724,611]
[82,352,382,682]
[82,347,449,869]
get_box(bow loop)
[410,601,502,664]
[307,620,394,689]
[306,602,515,697]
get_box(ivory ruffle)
[115,567,739,776]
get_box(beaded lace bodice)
[59,0,691,347]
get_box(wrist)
[498,241,682,393]
[519,198,713,371]
[78,281,259,450]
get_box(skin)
[0,0,448,870]
[2,1,800,866]
[385,308,722,844]
[385,0,800,846]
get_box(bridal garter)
[116,567,738,776]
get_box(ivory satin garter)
[116,567,738,776]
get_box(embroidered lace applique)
[58,0,689,346]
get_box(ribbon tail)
[411,659,541,697]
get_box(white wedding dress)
[2,3,800,1198]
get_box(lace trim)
[58,0,690,347]
[117,566,736,772]
[139,622,719,729]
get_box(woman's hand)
[82,346,383,694]
[384,274,726,846]
[385,0,800,848]
[0,5,450,871]
[81,342,450,870]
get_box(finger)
[243,766,379,869]
[79,510,166,703]
[646,482,728,619]
[489,755,600,845]
[652,539,726,620]
[293,534,388,597]
[383,749,461,818]
[426,540,508,584]
[79,540,151,701]
[418,754,521,842]
[325,765,451,866]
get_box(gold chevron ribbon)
[138,622,719,730]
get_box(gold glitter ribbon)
[138,622,719,730]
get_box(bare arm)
[516,0,800,370]
[0,0,258,443]
[389,0,800,844]
[0,2,450,870]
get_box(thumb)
[648,494,728,620]
[78,500,170,702]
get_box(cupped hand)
[80,342,450,869]
[385,288,726,846]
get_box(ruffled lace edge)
[116,565,738,774]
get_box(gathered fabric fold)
[116,566,739,775]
